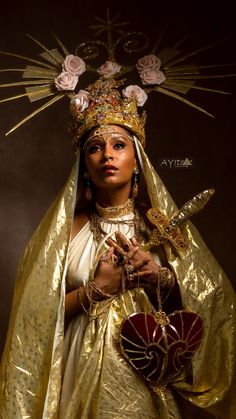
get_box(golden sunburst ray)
[0,80,54,88]
[164,62,236,75]
[22,66,58,79]
[165,69,200,77]
[159,81,195,94]
[153,85,215,117]
[162,81,230,95]
[51,32,70,57]
[151,31,165,55]
[0,68,58,77]
[0,88,54,104]
[0,50,56,70]
[165,36,231,68]
[5,94,65,136]
[26,34,63,67]
[168,34,192,51]
[166,73,236,80]
[25,85,55,102]
[159,35,192,65]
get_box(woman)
[59,123,181,417]
[0,79,235,419]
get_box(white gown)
[58,215,178,419]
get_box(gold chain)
[90,206,146,244]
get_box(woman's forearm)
[65,286,89,318]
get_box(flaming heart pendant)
[120,310,203,386]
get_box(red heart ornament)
[120,310,203,386]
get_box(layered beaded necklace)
[95,198,134,218]
[90,199,146,244]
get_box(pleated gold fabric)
[0,163,77,419]
[0,143,235,418]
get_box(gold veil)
[0,141,235,418]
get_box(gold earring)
[132,169,139,198]
[84,173,92,200]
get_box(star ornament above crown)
[0,9,235,149]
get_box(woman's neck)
[95,185,131,207]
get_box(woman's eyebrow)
[83,132,132,149]
[110,133,132,141]
[83,137,104,150]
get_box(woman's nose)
[102,144,114,161]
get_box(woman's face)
[83,125,137,191]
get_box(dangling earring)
[132,168,139,198]
[84,173,92,200]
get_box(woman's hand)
[93,246,124,298]
[65,246,123,318]
[106,231,161,290]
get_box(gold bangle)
[159,267,175,288]
[158,267,175,304]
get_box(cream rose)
[63,54,86,76]
[140,69,166,85]
[55,71,79,91]
[122,85,148,107]
[70,90,90,112]
[136,54,162,72]
[97,61,121,77]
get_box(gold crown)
[69,78,147,150]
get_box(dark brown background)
[0,0,235,358]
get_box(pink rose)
[97,61,121,77]
[136,54,161,72]
[63,54,86,76]
[140,69,166,85]
[55,71,79,91]
[70,90,90,112]
[122,85,148,107]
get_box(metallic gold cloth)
[0,144,235,418]
[0,163,77,418]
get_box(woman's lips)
[101,165,118,173]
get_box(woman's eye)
[114,142,125,150]
[87,144,102,154]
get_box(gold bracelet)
[158,267,175,304]
[159,267,175,288]
[76,286,90,314]
[88,280,119,300]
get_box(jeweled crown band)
[82,126,134,150]
[69,78,146,151]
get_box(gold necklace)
[90,201,147,244]
[95,198,134,218]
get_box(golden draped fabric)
[0,144,235,418]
